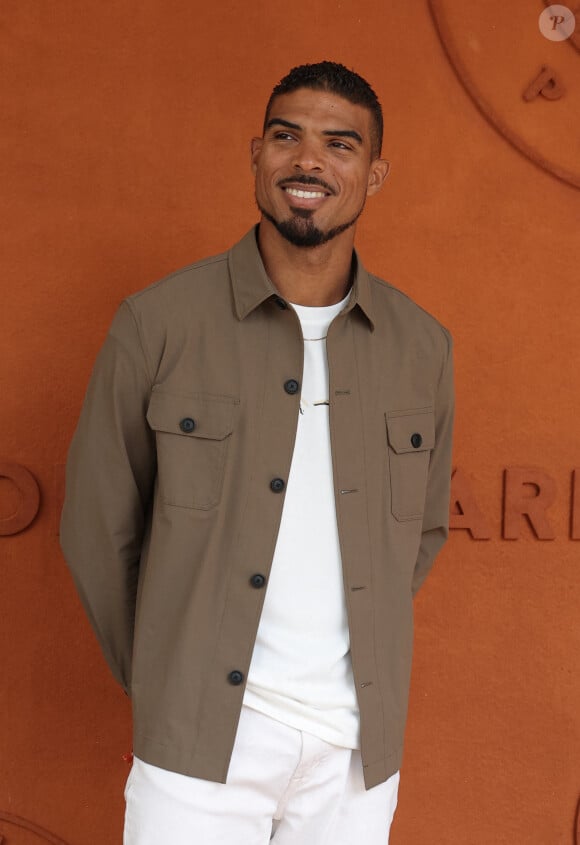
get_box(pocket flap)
[146,388,238,441]
[386,407,435,454]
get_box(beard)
[256,195,365,248]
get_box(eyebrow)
[265,118,363,146]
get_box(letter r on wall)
[503,467,557,540]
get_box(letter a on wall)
[449,468,491,539]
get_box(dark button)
[179,417,196,433]
[270,477,285,493]
[228,670,244,686]
[274,296,288,310]
[250,573,266,589]
[284,379,300,395]
[410,432,423,448]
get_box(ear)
[366,159,390,197]
[250,137,264,175]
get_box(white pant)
[124,704,400,844]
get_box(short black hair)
[263,61,383,160]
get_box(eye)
[329,140,352,150]
[273,132,295,141]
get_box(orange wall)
[1,1,579,843]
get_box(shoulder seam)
[128,252,228,301]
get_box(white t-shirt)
[243,290,360,750]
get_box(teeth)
[284,187,326,199]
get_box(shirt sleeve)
[411,327,455,597]
[59,300,156,692]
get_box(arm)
[59,300,156,692]
[411,328,455,597]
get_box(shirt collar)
[228,224,375,331]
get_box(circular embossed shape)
[0,811,73,844]
[0,462,40,535]
[539,5,576,40]
[429,0,580,189]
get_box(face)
[251,88,389,248]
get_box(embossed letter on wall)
[503,467,557,539]
[523,65,565,101]
[449,468,492,539]
[450,467,580,540]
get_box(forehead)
[267,88,373,142]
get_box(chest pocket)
[385,407,435,522]
[146,388,239,510]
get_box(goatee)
[255,197,365,248]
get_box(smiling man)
[60,61,454,844]
[254,87,385,250]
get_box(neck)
[256,218,356,306]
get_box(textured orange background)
[1,2,579,843]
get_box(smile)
[283,187,328,199]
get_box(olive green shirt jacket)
[60,224,454,790]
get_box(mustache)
[278,175,334,194]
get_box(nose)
[292,138,324,172]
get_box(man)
[60,61,454,844]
